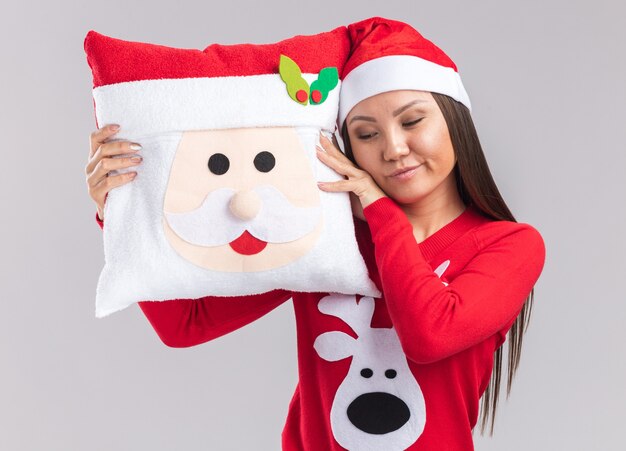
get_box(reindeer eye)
[385,369,397,379]
[360,368,373,378]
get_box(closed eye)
[357,132,378,140]
[403,118,423,127]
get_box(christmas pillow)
[84,29,381,317]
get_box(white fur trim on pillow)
[93,74,340,140]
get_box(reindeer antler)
[317,294,375,337]
[433,260,450,278]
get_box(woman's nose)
[383,131,410,161]
[229,189,262,220]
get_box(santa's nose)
[229,189,262,220]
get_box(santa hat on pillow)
[338,17,471,128]
[85,28,349,139]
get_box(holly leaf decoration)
[279,55,310,105]
[309,67,339,105]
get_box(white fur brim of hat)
[338,55,471,128]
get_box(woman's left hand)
[316,133,387,209]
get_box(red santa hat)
[338,17,471,128]
[84,28,350,139]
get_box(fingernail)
[130,144,142,150]
[109,124,120,131]
[131,156,142,162]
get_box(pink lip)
[389,165,421,179]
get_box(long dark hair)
[340,92,536,436]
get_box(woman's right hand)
[85,124,143,221]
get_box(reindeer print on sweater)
[131,196,545,451]
[313,294,426,451]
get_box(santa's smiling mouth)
[229,230,268,255]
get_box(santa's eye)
[385,369,397,379]
[254,151,275,173]
[208,153,229,175]
[360,368,373,378]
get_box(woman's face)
[345,90,457,205]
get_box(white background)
[1,0,624,449]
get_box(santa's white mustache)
[164,185,321,247]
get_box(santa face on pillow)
[85,28,381,317]
[163,126,323,271]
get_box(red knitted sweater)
[96,196,545,450]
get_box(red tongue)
[229,230,268,255]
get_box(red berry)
[311,90,322,103]
[296,90,308,103]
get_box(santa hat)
[338,17,471,128]
[84,28,349,139]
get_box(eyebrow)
[392,99,428,116]
[348,115,376,125]
[348,99,428,125]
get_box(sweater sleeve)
[94,210,292,348]
[137,291,292,348]
[96,210,104,230]
[363,198,546,364]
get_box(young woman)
[86,17,545,451]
